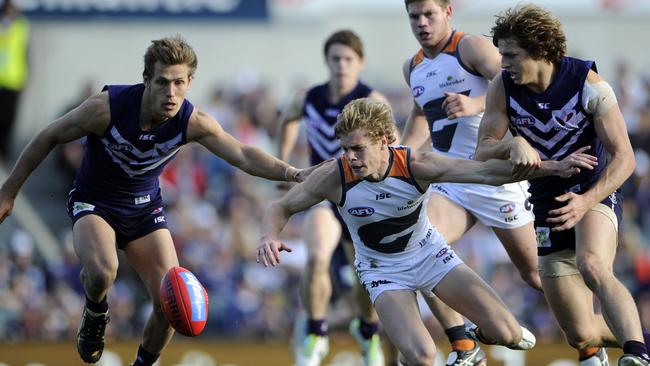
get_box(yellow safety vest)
[0,16,29,91]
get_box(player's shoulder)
[586,69,604,84]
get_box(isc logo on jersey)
[348,207,375,217]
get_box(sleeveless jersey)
[409,31,488,159]
[72,84,194,209]
[502,57,607,218]
[336,146,435,263]
[303,82,373,165]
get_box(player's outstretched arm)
[0,93,110,223]
[411,146,597,188]
[256,161,340,267]
[188,108,314,182]
[475,74,541,180]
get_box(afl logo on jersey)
[514,116,535,128]
[108,143,133,152]
[412,85,425,97]
[499,203,516,214]
[348,207,375,217]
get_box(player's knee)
[81,264,117,290]
[306,253,331,272]
[564,329,597,350]
[519,270,543,291]
[401,347,435,366]
[577,256,612,289]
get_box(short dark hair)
[143,35,198,79]
[491,4,566,64]
[323,30,364,59]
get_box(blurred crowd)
[1,60,650,347]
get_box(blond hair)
[335,98,396,144]
[143,35,198,78]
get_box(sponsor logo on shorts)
[348,207,375,217]
[432,184,449,195]
[417,228,433,247]
[369,279,392,288]
[442,252,455,264]
[505,214,519,223]
[151,207,163,214]
[435,247,449,258]
[535,227,551,248]
[154,215,166,224]
[412,85,425,97]
[135,194,151,205]
[72,202,95,216]
[500,203,516,213]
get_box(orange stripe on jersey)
[410,49,425,70]
[340,157,359,184]
[442,31,464,54]
[387,147,410,179]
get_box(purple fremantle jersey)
[72,84,193,210]
[502,57,607,219]
[302,81,372,165]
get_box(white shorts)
[429,181,533,229]
[354,239,464,304]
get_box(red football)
[159,266,209,337]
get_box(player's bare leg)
[342,242,384,366]
[73,215,119,364]
[492,223,542,291]
[125,229,179,366]
[295,205,341,365]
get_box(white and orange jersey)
[409,30,488,160]
[336,146,443,263]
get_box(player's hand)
[554,146,598,178]
[256,236,293,267]
[442,92,483,120]
[510,137,541,181]
[0,190,15,224]
[293,158,334,183]
[546,192,593,231]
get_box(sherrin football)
[160,266,209,337]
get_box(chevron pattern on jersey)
[304,102,342,159]
[100,126,182,177]
[509,92,589,160]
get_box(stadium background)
[0,0,649,365]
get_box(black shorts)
[535,191,623,256]
[67,190,168,249]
